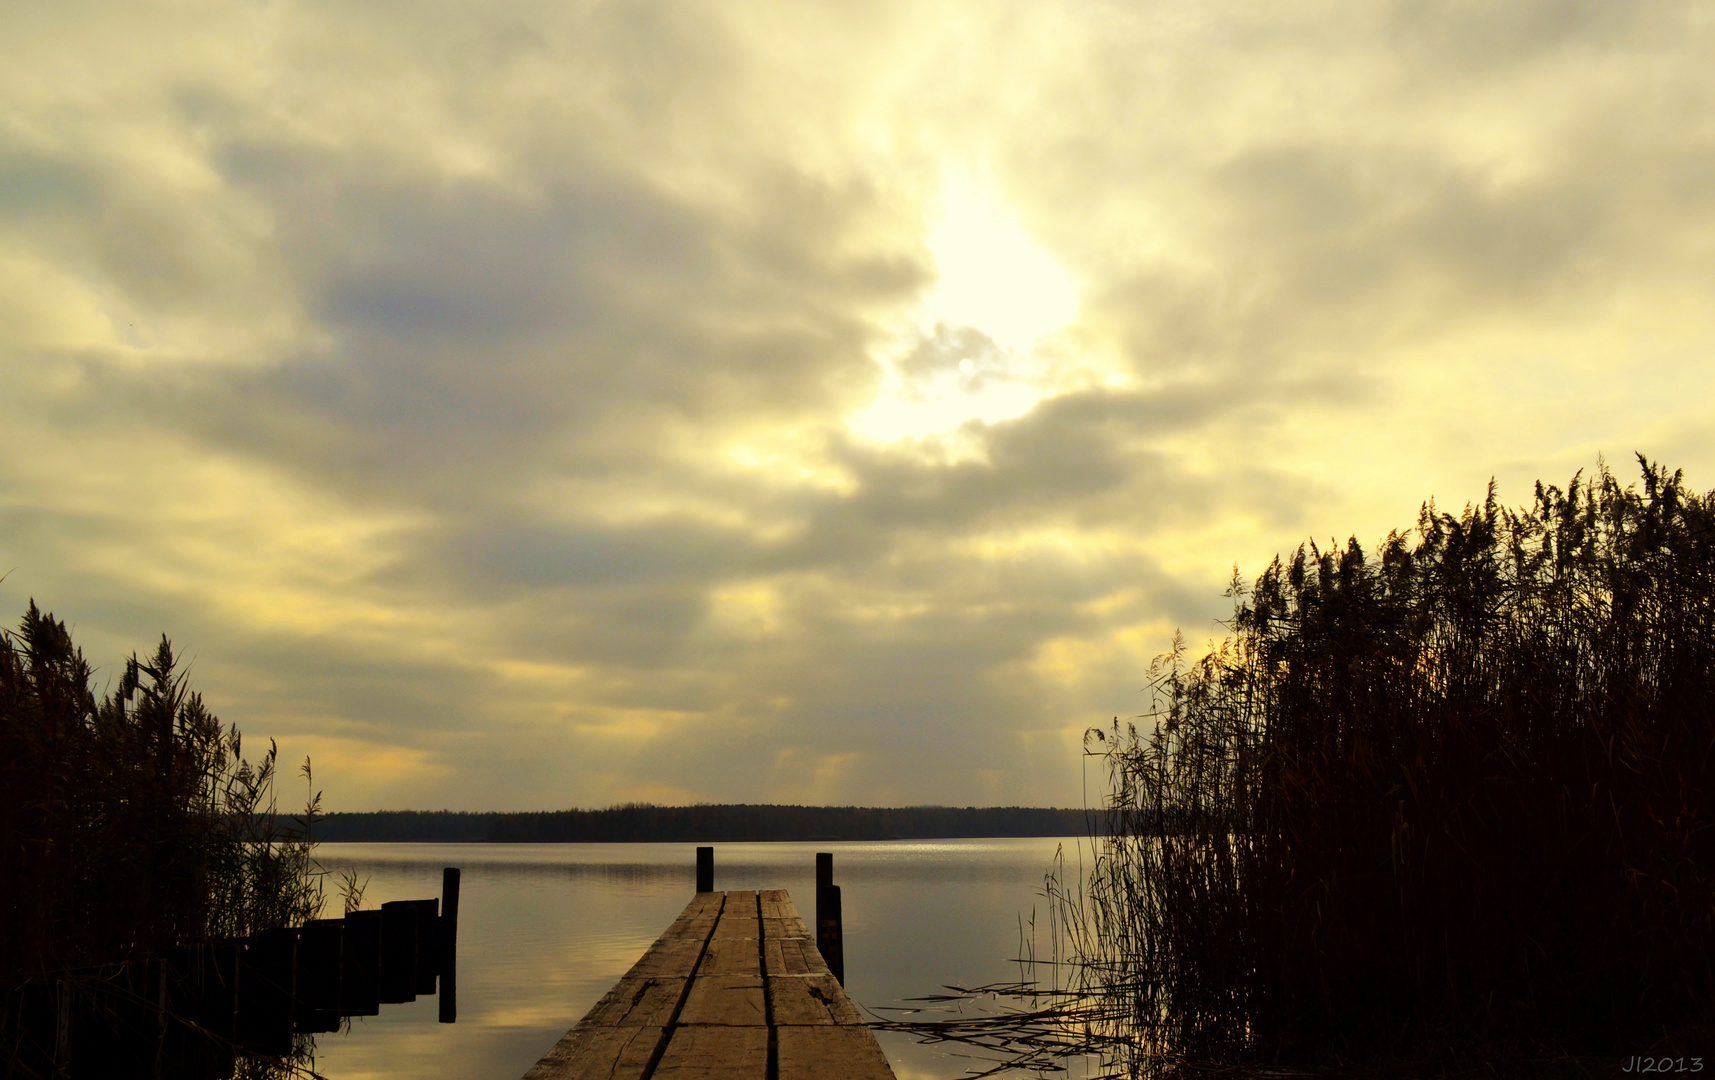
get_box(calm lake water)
[309,838,1090,1080]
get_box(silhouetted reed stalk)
[884,457,1715,1076]
[0,602,331,1076]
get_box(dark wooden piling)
[341,910,382,1016]
[61,961,154,1077]
[816,885,844,987]
[170,942,237,1078]
[815,852,845,986]
[0,873,461,1078]
[696,845,714,893]
[402,897,441,996]
[180,941,239,1079]
[210,941,241,1048]
[379,901,420,1004]
[236,928,297,1057]
[296,919,345,1033]
[440,866,461,1024]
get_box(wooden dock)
[523,889,895,1080]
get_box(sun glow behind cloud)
[847,171,1095,449]
[922,172,1079,351]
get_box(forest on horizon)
[316,803,1097,842]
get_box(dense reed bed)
[1031,456,1715,1075]
[0,602,326,1073]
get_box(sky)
[3,0,1714,811]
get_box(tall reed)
[0,602,325,983]
[1051,456,1715,1073]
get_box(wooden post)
[341,911,382,1016]
[407,899,440,996]
[178,941,236,1076]
[296,919,344,1033]
[378,902,419,1004]
[236,929,296,1057]
[817,885,844,986]
[695,846,714,893]
[815,853,843,985]
[439,867,460,1025]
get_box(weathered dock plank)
[758,893,800,920]
[653,1026,768,1080]
[769,973,864,1026]
[709,894,760,938]
[627,937,708,978]
[679,975,766,1026]
[760,917,810,940]
[522,1025,663,1080]
[663,919,717,940]
[764,937,829,977]
[580,976,687,1027]
[777,1025,896,1080]
[524,886,894,1080]
[696,936,761,976]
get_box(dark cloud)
[0,151,100,219]
[1216,145,1606,304]
[452,521,757,590]
[1386,0,1678,70]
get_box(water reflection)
[343,859,688,886]
[309,838,1089,1080]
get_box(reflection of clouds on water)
[317,857,693,886]
[308,838,1076,1079]
[315,838,1079,887]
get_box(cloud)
[3,0,1714,809]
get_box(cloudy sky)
[3,0,1713,811]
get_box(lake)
[309,837,1091,1080]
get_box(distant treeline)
[317,804,1098,842]
[317,810,496,842]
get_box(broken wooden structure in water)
[524,850,894,1080]
[0,867,461,1080]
